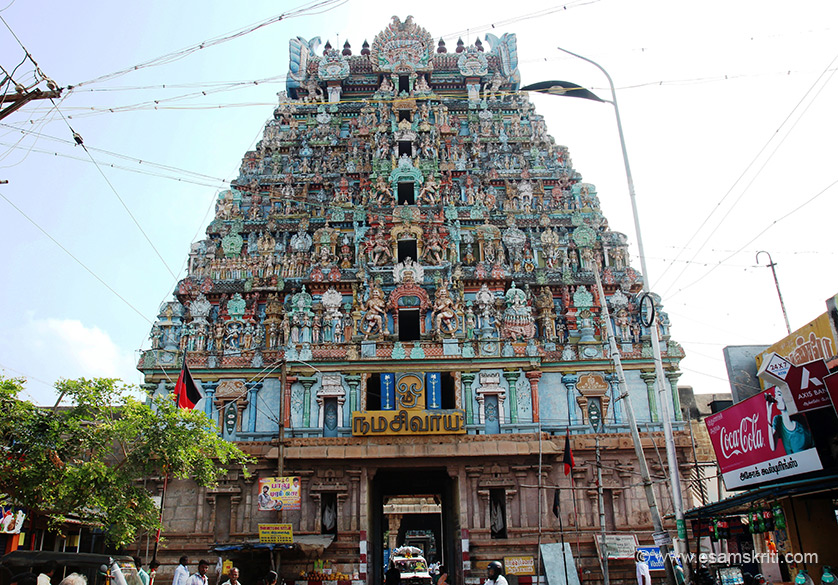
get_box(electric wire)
[0,189,153,325]
[0,143,227,187]
[668,176,838,299]
[0,125,230,187]
[71,0,347,89]
[655,48,838,296]
[49,97,179,280]
[442,0,600,41]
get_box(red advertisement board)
[704,388,822,490]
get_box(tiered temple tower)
[139,16,690,585]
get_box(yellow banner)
[503,557,535,575]
[756,312,837,369]
[258,523,293,544]
[352,409,466,436]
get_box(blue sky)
[1,0,836,404]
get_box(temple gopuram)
[139,16,693,585]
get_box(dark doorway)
[489,488,507,538]
[367,374,381,410]
[398,75,409,94]
[441,373,456,409]
[398,309,420,341]
[398,140,412,157]
[398,239,417,263]
[370,469,458,585]
[398,182,414,205]
[321,492,338,535]
[398,110,411,123]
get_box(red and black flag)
[562,429,575,475]
[175,358,202,409]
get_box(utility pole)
[595,437,610,585]
[593,267,677,585]
[0,88,62,121]
[756,251,791,334]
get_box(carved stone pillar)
[242,475,256,534]
[345,374,361,416]
[231,494,242,535]
[201,380,218,422]
[283,375,298,428]
[504,489,517,529]
[477,489,491,530]
[348,469,361,532]
[246,382,262,432]
[640,371,659,422]
[502,369,520,424]
[513,468,530,527]
[205,491,216,536]
[666,370,682,421]
[388,513,403,550]
[337,493,349,532]
[561,373,578,425]
[466,467,482,528]
[461,372,476,425]
[525,371,542,423]
[299,376,317,428]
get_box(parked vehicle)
[388,546,431,585]
[0,551,140,585]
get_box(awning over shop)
[210,535,334,555]
[685,473,838,519]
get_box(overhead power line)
[655,48,838,296]
[668,177,838,299]
[0,122,229,185]
[50,98,179,280]
[71,0,347,89]
[0,189,153,325]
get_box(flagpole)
[570,471,581,579]
[151,471,168,563]
[536,422,543,585]
[595,437,610,585]
[558,436,569,585]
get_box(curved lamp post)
[522,47,687,585]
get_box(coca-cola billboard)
[705,388,823,490]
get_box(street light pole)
[553,46,687,559]
[522,46,688,581]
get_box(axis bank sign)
[705,389,822,490]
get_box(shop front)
[689,340,838,585]
[686,474,838,585]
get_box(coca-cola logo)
[719,413,764,459]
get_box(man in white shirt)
[221,567,241,585]
[485,562,508,585]
[37,562,56,585]
[636,553,652,585]
[173,557,190,585]
[186,560,210,585]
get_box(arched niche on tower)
[390,222,424,264]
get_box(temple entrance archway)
[369,468,458,585]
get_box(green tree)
[0,375,253,547]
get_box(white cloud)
[0,314,140,405]
[33,318,136,379]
